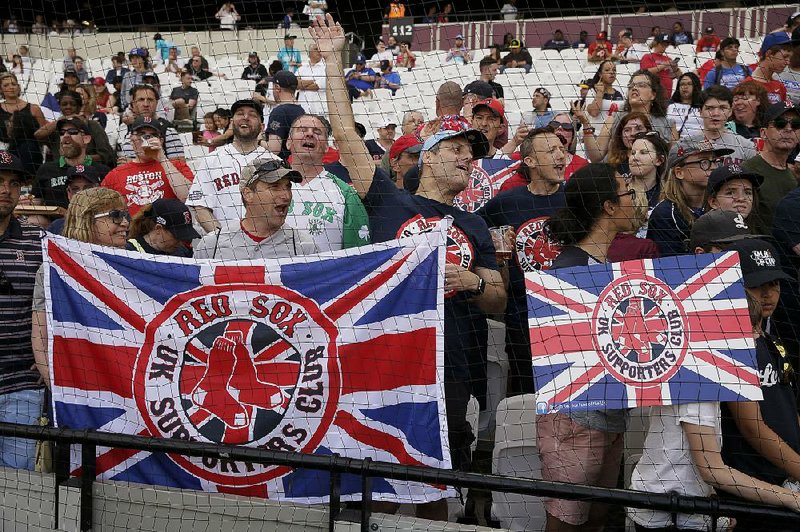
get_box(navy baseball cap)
[230,99,264,118]
[707,164,764,196]
[150,199,201,242]
[131,115,166,137]
[274,70,298,89]
[56,116,90,134]
[760,32,800,57]
[66,164,107,185]
[463,80,495,98]
[727,238,794,288]
[0,150,27,177]
[355,54,367,64]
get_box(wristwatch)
[583,127,596,135]
[469,277,486,296]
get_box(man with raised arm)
[311,13,506,521]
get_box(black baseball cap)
[63,68,79,77]
[131,115,166,136]
[652,33,671,45]
[65,164,107,184]
[763,101,800,124]
[230,99,264,118]
[56,116,90,134]
[689,209,765,250]
[727,238,794,288]
[0,150,27,177]
[707,164,764,196]
[284,34,297,40]
[150,199,201,242]
[463,80,495,98]
[274,70,298,89]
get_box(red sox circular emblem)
[397,215,474,297]
[134,284,340,486]
[515,217,561,272]
[591,274,688,384]
[453,165,492,213]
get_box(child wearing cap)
[126,198,199,257]
[628,239,800,530]
[718,238,800,530]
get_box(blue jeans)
[0,388,45,470]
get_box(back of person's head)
[478,56,497,71]
[436,81,463,114]
[128,204,157,239]
[700,84,733,107]
[268,60,283,76]
[63,188,125,243]
[545,163,619,246]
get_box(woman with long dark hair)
[538,163,639,531]
[667,72,704,138]
[581,70,678,163]
[586,60,625,128]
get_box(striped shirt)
[0,218,44,395]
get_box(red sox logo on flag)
[526,253,762,414]
[453,159,521,213]
[44,232,452,502]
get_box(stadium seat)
[491,394,546,532]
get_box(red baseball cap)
[596,31,608,40]
[389,134,423,160]
[92,77,106,86]
[472,98,505,119]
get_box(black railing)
[1,421,798,531]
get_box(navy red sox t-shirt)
[364,168,498,382]
[478,185,566,326]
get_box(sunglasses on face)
[93,209,131,224]
[771,117,800,130]
[548,121,574,131]
[59,128,83,136]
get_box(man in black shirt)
[241,51,268,84]
[169,71,199,123]
[266,71,306,161]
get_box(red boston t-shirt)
[101,159,194,216]
[743,76,787,104]
[640,52,675,99]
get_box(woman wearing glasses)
[667,73,704,139]
[31,188,130,386]
[646,139,733,256]
[579,70,678,163]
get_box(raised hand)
[308,13,345,58]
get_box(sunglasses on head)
[771,116,800,130]
[93,209,131,224]
[248,159,291,183]
[548,121,574,131]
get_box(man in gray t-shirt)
[691,85,757,165]
[193,158,317,260]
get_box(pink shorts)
[536,412,624,526]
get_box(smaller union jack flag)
[526,252,762,414]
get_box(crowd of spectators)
[4,9,800,531]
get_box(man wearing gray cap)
[194,158,317,260]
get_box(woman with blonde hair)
[32,188,130,385]
[646,142,731,256]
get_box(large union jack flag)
[43,231,453,503]
[526,252,762,414]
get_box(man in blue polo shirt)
[0,150,45,470]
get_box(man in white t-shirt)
[296,44,328,117]
[285,114,371,251]
[368,39,394,68]
[186,99,282,232]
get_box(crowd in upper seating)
[4,8,800,530]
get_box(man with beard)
[284,113,370,251]
[32,117,110,208]
[186,99,282,232]
[478,126,567,395]
[316,14,505,520]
